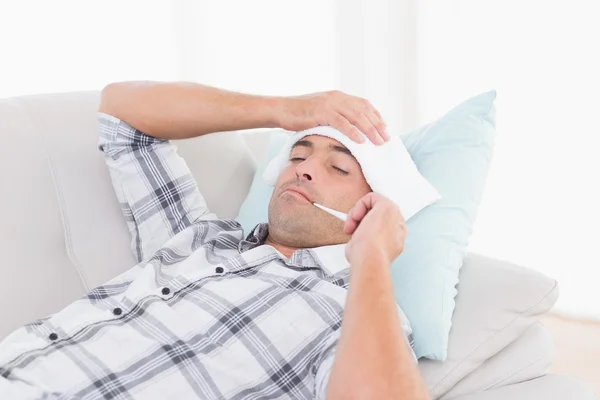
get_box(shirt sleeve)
[314,306,417,400]
[313,331,339,400]
[98,113,213,263]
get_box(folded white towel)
[262,126,441,221]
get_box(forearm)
[98,81,282,140]
[326,252,430,400]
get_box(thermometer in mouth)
[313,202,347,222]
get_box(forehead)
[291,135,352,156]
[299,134,345,148]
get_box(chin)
[269,208,310,236]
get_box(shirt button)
[113,307,123,316]
[215,267,224,274]
[48,333,58,341]
[161,287,171,295]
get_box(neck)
[264,235,299,259]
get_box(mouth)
[282,187,312,203]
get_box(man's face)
[267,135,371,248]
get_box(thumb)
[343,207,355,235]
[344,193,378,235]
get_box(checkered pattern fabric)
[0,114,414,399]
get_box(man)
[0,81,430,399]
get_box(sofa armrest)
[420,253,560,398]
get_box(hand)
[277,90,390,145]
[344,193,407,265]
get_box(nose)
[295,157,319,182]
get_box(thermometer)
[313,202,347,222]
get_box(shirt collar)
[308,243,349,275]
[238,223,269,252]
[239,223,350,275]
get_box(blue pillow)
[236,91,497,360]
[236,134,288,232]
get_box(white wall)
[0,0,177,98]
[334,0,419,135]
[173,0,339,96]
[417,0,600,319]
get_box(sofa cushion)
[441,322,554,399]
[448,374,597,400]
[418,253,559,398]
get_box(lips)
[283,187,312,202]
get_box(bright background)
[1,0,599,319]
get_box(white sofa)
[0,91,595,399]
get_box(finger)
[338,108,383,145]
[360,98,389,141]
[371,106,384,122]
[349,98,388,142]
[344,194,376,234]
[351,196,371,222]
[344,203,365,235]
[330,114,366,144]
[344,204,367,235]
[344,211,360,235]
[364,108,389,141]
[344,208,356,234]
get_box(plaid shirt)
[0,114,414,400]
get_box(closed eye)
[333,166,349,175]
[290,157,348,175]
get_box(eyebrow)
[291,140,353,156]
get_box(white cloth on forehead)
[262,125,441,221]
